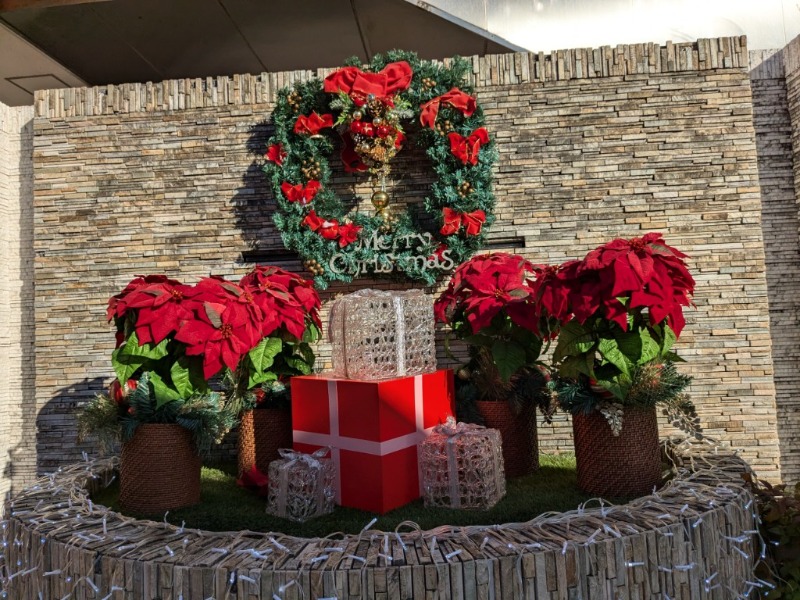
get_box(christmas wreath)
[261,50,497,288]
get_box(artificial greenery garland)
[261,50,497,288]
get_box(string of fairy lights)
[0,437,776,599]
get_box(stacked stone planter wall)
[2,440,760,599]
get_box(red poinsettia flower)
[117,276,196,344]
[281,180,320,205]
[239,266,322,335]
[526,263,574,333]
[293,112,334,136]
[106,274,181,322]
[265,143,287,165]
[175,298,262,379]
[435,253,535,334]
[337,222,362,247]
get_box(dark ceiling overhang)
[0,0,517,93]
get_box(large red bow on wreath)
[448,128,489,165]
[281,181,320,205]
[420,88,477,129]
[440,207,486,236]
[324,61,413,102]
[294,112,334,136]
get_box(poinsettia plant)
[78,266,321,452]
[547,233,700,435]
[223,265,321,413]
[434,252,555,415]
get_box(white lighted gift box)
[328,288,437,380]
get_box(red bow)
[265,143,286,165]
[293,112,334,136]
[440,207,486,236]
[324,61,413,102]
[420,88,477,129]
[448,128,489,165]
[281,181,320,205]
[302,210,339,240]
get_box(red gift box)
[291,369,455,514]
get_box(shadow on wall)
[5,114,35,503]
[33,377,109,478]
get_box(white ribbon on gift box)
[293,376,433,503]
[275,447,331,518]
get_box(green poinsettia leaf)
[553,321,596,363]
[491,340,526,382]
[248,370,278,390]
[302,323,321,344]
[249,337,283,372]
[660,324,678,356]
[597,336,633,376]
[285,355,313,375]
[596,374,631,401]
[663,351,685,363]
[297,342,316,369]
[118,331,170,361]
[614,328,660,367]
[111,347,147,385]
[558,353,595,380]
[169,356,206,399]
[148,372,182,409]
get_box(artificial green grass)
[92,454,603,538]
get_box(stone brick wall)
[0,101,35,501]
[29,36,787,482]
[759,42,800,484]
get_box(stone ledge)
[32,37,748,119]
[3,439,758,599]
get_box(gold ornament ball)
[371,190,390,210]
[353,110,363,120]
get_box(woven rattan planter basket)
[572,405,661,498]
[237,408,293,478]
[475,400,538,478]
[119,423,201,514]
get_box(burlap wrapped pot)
[119,423,201,513]
[572,404,662,498]
[475,401,538,478]
[237,408,293,478]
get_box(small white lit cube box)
[420,418,506,510]
[266,448,335,522]
[328,289,436,380]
